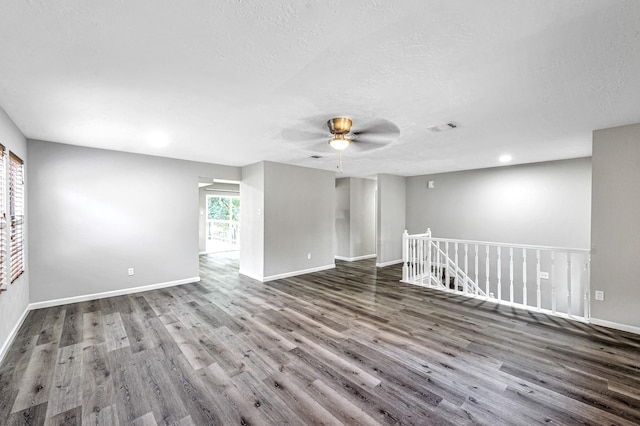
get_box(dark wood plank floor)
[1,255,640,425]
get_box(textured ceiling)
[1,0,639,177]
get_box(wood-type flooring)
[1,255,639,425]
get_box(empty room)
[0,1,639,425]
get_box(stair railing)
[401,229,591,321]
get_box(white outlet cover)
[595,290,604,301]
[539,271,549,279]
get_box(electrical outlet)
[128,267,134,276]
[307,253,311,260]
[539,271,549,279]
[595,290,604,301]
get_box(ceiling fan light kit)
[329,134,351,151]
[327,118,353,151]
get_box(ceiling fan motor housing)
[327,117,352,135]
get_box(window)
[9,152,24,283]
[0,145,5,291]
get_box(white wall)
[376,174,406,266]
[263,162,335,278]
[27,140,240,303]
[406,158,592,248]
[591,123,640,330]
[239,162,265,280]
[0,106,29,359]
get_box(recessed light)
[499,154,512,163]
[147,131,170,147]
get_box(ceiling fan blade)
[281,128,327,142]
[349,138,392,152]
[351,118,400,137]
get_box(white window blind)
[9,152,24,283]
[0,145,6,291]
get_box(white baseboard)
[0,305,31,365]
[241,264,336,283]
[239,270,264,282]
[263,264,335,282]
[376,259,403,268]
[335,254,376,262]
[590,318,640,335]
[29,277,201,310]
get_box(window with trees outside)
[206,195,240,253]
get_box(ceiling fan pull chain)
[337,151,343,173]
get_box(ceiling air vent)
[427,121,460,133]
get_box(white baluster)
[551,251,556,314]
[445,242,450,290]
[509,247,514,304]
[464,243,469,294]
[536,250,541,310]
[497,247,502,302]
[411,239,416,282]
[567,253,572,317]
[427,238,432,287]
[485,245,490,299]
[474,244,479,296]
[418,237,424,286]
[584,256,591,321]
[438,241,442,287]
[454,243,459,292]
[522,248,527,306]
[402,230,409,282]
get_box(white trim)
[376,259,403,268]
[239,269,264,282]
[241,264,336,283]
[0,305,30,365]
[263,264,335,282]
[335,254,376,262]
[28,277,201,310]
[590,318,640,335]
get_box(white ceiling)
[1,0,639,177]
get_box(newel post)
[402,230,409,281]
[426,228,432,238]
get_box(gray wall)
[350,178,376,259]
[334,178,351,259]
[406,158,592,248]
[376,174,406,266]
[263,162,335,278]
[239,162,265,279]
[27,140,240,303]
[335,177,376,260]
[0,106,29,355]
[591,123,640,329]
[198,187,207,253]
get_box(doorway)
[198,178,240,256]
[205,194,240,253]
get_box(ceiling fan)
[282,116,400,172]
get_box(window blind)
[9,152,24,283]
[0,145,5,291]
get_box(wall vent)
[427,121,460,133]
